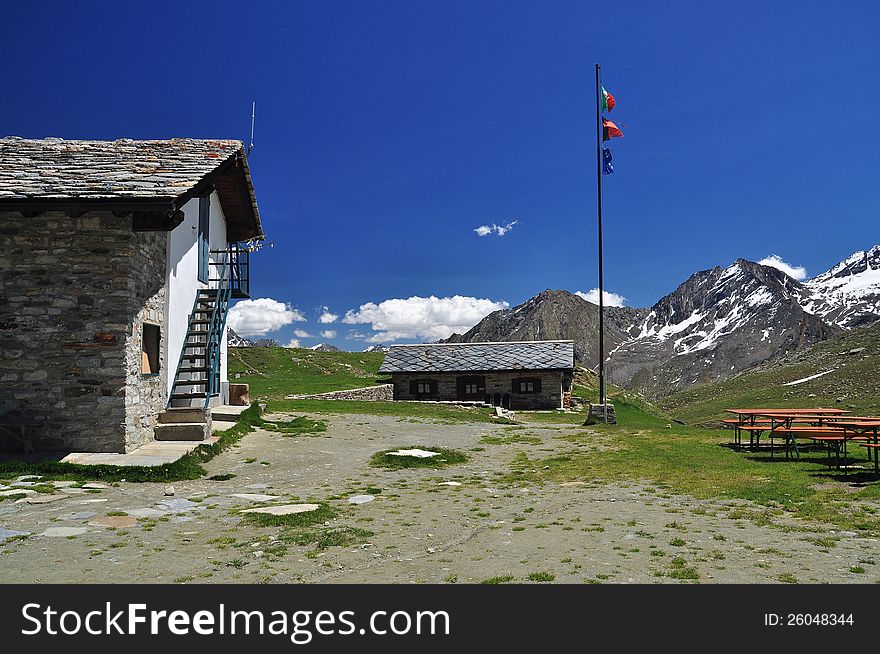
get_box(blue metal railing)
[204,250,233,408]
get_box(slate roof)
[379,340,574,373]
[0,137,263,240]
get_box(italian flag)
[601,86,615,112]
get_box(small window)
[465,384,478,394]
[417,381,433,394]
[410,380,437,396]
[512,377,541,394]
[142,323,160,375]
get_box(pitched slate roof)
[0,137,263,240]
[379,340,574,373]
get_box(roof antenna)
[247,101,255,157]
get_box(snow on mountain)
[309,343,341,352]
[799,245,880,328]
[363,344,390,353]
[227,328,255,347]
[606,259,837,396]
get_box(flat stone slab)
[59,487,87,494]
[77,498,108,504]
[52,481,78,488]
[82,482,110,490]
[40,527,88,538]
[66,511,98,521]
[243,483,270,490]
[127,507,167,519]
[0,489,36,497]
[348,494,375,504]
[0,528,30,542]
[11,481,39,487]
[0,506,20,517]
[88,516,138,528]
[229,493,280,502]
[61,441,203,467]
[15,475,42,482]
[155,498,200,512]
[387,449,441,458]
[16,494,68,504]
[240,503,320,516]
[438,481,462,486]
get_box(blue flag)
[602,147,614,175]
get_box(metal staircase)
[162,243,250,415]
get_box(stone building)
[379,340,574,410]
[0,137,262,453]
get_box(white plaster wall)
[208,192,228,387]
[165,191,229,400]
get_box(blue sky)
[3,1,878,348]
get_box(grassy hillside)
[661,322,880,425]
[228,347,388,398]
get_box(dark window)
[512,377,541,394]
[198,195,211,283]
[456,375,485,400]
[410,380,437,396]
[142,323,160,375]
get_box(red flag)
[602,118,623,141]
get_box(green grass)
[527,571,555,582]
[229,347,388,397]
[239,502,337,527]
[287,526,374,554]
[506,401,880,536]
[261,416,328,436]
[660,322,880,426]
[0,403,265,483]
[480,575,516,584]
[268,398,504,424]
[370,447,467,469]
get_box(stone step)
[157,408,207,424]
[210,405,249,422]
[154,422,208,441]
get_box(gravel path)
[1,413,878,584]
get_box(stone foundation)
[286,384,394,401]
[587,402,617,424]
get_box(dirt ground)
[2,412,878,584]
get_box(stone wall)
[123,230,167,451]
[0,211,167,453]
[287,384,394,401]
[390,371,571,410]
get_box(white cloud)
[318,307,338,323]
[575,288,627,307]
[284,338,302,348]
[474,220,518,237]
[228,298,306,336]
[320,330,337,339]
[758,254,807,281]
[342,295,509,343]
[294,329,312,338]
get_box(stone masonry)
[0,211,167,453]
[390,371,571,410]
[286,384,394,401]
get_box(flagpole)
[595,63,607,421]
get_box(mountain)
[441,246,880,398]
[363,344,390,353]
[798,245,880,329]
[661,320,880,426]
[228,328,254,347]
[441,289,647,367]
[309,343,341,352]
[252,338,280,348]
[607,259,838,395]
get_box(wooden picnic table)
[723,408,850,451]
[831,421,880,476]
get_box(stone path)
[1,413,879,584]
